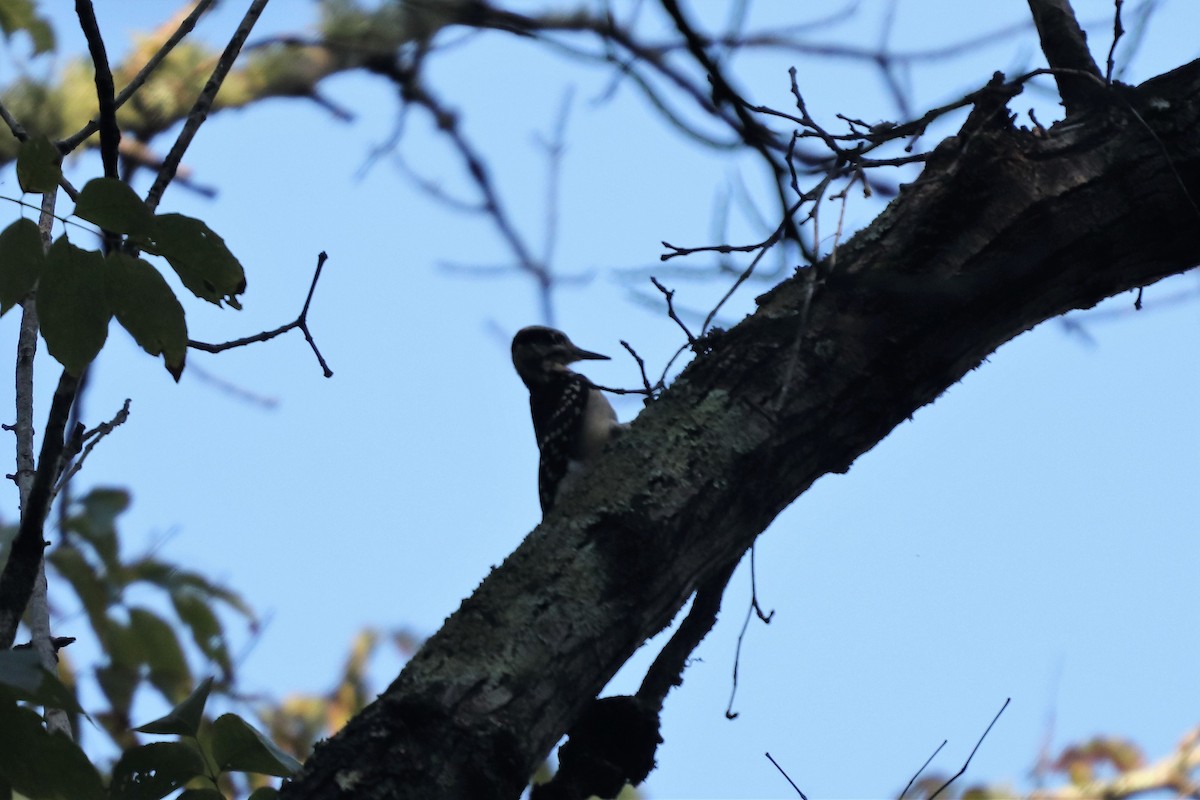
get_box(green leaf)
[125,559,257,622]
[0,0,55,54]
[136,676,213,737]
[15,134,61,194]
[143,214,246,308]
[0,699,104,800]
[26,18,54,54]
[0,649,85,715]
[95,664,139,720]
[36,238,111,376]
[105,252,187,379]
[128,608,191,703]
[62,487,131,571]
[46,545,109,634]
[73,178,154,237]
[172,592,232,679]
[248,788,280,800]
[0,218,44,315]
[103,618,146,673]
[210,714,302,778]
[177,790,226,800]
[109,742,207,800]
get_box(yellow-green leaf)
[0,218,44,315]
[36,238,111,375]
[0,0,55,54]
[106,252,187,380]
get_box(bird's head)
[511,326,609,386]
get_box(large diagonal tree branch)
[279,54,1200,800]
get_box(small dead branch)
[649,277,696,344]
[618,340,655,396]
[1106,0,1125,85]
[899,740,948,799]
[928,698,1010,800]
[765,752,809,799]
[189,251,334,377]
[51,398,132,501]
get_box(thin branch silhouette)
[189,252,334,378]
[928,698,1011,800]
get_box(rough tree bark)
[279,35,1200,800]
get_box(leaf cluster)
[37,488,255,745]
[0,484,291,800]
[0,669,300,800]
[1,137,248,380]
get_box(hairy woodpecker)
[512,326,623,514]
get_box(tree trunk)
[279,57,1200,800]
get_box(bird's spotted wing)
[532,375,589,512]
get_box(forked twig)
[188,251,334,377]
[928,698,1011,800]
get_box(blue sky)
[2,2,1198,798]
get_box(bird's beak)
[570,344,610,361]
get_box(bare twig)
[650,277,696,344]
[928,698,1011,800]
[61,1,217,153]
[1026,0,1105,115]
[658,0,798,239]
[723,588,751,718]
[9,194,54,504]
[537,88,574,273]
[899,740,947,799]
[723,546,775,719]
[619,340,654,395]
[145,0,271,213]
[702,212,795,337]
[185,362,280,408]
[637,561,738,710]
[1106,0,1125,85]
[51,399,131,501]
[765,752,809,800]
[188,251,333,377]
[0,99,28,141]
[9,190,72,734]
[0,370,80,650]
[748,543,773,623]
[116,138,218,197]
[403,78,555,323]
[75,0,120,180]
